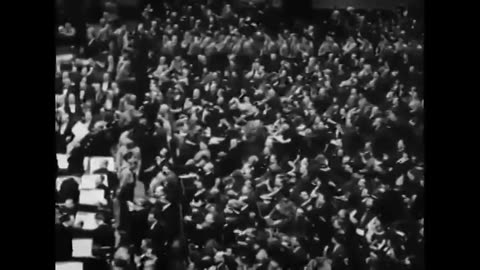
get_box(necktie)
[131,169,136,183]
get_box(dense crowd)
[55,1,424,270]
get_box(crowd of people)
[55,1,424,270]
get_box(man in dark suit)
[56,71,63,95]
[153,188,181,244]
[55,214,74,261]
[129,199,151,253]
[146,209,168,269]
[84,29,102,59]
[69,65,83,87]
[92,213,115,257]
[82,80,97,104]
[58,177,80,203]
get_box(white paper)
[80,174,107,190]
[88,157,115,173]
[57,154,69,170]
[71,122,90,142]
[56,54,74,63]
[75,211,98,230]
[72,239,93,258]
[79,189,105,205]
[56,262,83,270]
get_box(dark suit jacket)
[69,71,83,86]
[56,124,74,154]
[129,208,150,250]
[56,75,63,94]
[201,172,215,190]
[92,91,107,114]
[85,38,102,58]
[93,223,115,247]
[58,178,80,203]
[154,203,180,244]
[55,224,73,261]
[83,85,96,103]
[147,222,168,256]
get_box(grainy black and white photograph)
[55,1,424,270]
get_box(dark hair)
[59,214,72,223]
[123,151,134,161]
[332,233,346,245]
[95,213,105,222]
[113,259,128,267]
[142,238,153,249]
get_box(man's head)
[95,213,106,225]
[193,88,201,99]
[60,110,69,123]
[268,259,280,270]
[159,148,168,159]
[80,66,89,76]
[64,198,75,209]
[62,75,71,85]
[214,251,225,264]
[141,238,152,254]
[100,159,109,169]
[203,162,214,174]
[364,197,374,208]
[155,185,168,203]
[194,179,203,190]
[159,56,166,65]
[94,175,104,188]
[256,249,268,263]
[205,213,215,225]
[147,211,157,225]
[241,184,252,195]
[161,164,171,175]
[300,191,309,201]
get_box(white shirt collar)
[150,221,157,230]
[194,189,205,197]
[102,82,109,91]
[162,203,171,211]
